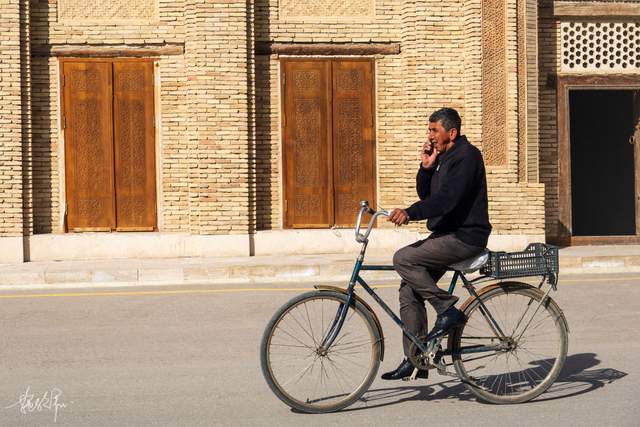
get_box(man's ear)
[449,127,458,140]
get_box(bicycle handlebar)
[355,200,389,243]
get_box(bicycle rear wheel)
[450,282,568,404]
[260,290,381,413]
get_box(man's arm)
[416,164,435,200]
[387,142,437,226]
[405,151,479,221]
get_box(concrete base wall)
[28,233,250,261]
[0,237,24,263]
[23,231,545,262]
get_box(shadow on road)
[324,353,628,412]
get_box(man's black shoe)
[381,358,428,380]
[425,306,466,341]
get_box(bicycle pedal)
[408,367,419,381]
[398,368,424,382]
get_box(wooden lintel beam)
[255,42,401,56]
[554,1,640,17]
[33,44,185,57]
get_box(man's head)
[428,108,462,153]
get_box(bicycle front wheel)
[450,282,568,404]
[260,290,381,413]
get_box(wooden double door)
[282,59,376,228]
[61,59,157,232]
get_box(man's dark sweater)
[404,135,492,248]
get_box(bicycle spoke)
[328,351,370,370]
[281,354,320,387]
[270,342,314,349]
[274,324,315,350]
[324,356,348,397]
[287,306,319,347]
[303,302,318,347]
[326,354,364,386]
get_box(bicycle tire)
[449,282,568,404]
[260,290,381,413]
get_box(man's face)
[428,120,456,153]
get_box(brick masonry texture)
[1,0,547,242]
[539,2,561,238]
[0,0,23,236]
[58,0,157,22]
[252,0,544,236]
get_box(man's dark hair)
[429,107,462,134]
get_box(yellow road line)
[0,287,338,299]
[0,275,636,299]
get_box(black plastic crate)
[480,243,559,285]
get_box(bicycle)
[260,201,569,413]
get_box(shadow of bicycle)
[342,353,627,411]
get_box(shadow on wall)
[21,0,55,260]
[20,0,30,261]
[538,2,559,242]
[22,0,54,257]
[321,353,627,412]
[253,0,274,233]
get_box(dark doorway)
[569,90,638,236]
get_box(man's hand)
[388,208,409,226]
[421,141,438,169]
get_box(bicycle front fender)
[314,285,385,361]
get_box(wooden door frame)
[280,57,377,229]
[59,57,158,232]
[555,74,640,245]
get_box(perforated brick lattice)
[58,0,157,22]
[279,0,374,18]
[561,21,640,72]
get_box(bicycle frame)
[319,243,521,359]
[319,201,550,360]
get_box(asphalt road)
[0,274,638,426]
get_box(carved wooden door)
[63,61,116,231]
[282,59,376,228]
[331,61,376,226]
[113,61,157,231]
[62,59,156,232]
[282,61,334,228]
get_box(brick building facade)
[0,0,638,262]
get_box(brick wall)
[5,0,547,242]
[255,0,401,43]
[0,0,23,236]
[251,0,546,237]
[538,3,561,238]
[184,0,250,235]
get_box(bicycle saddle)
[448,250,490,273]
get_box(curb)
[0,254,639,290]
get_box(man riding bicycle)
[382,107,492,381]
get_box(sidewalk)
[1,245,640,290]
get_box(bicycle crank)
[408,336,443,371]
